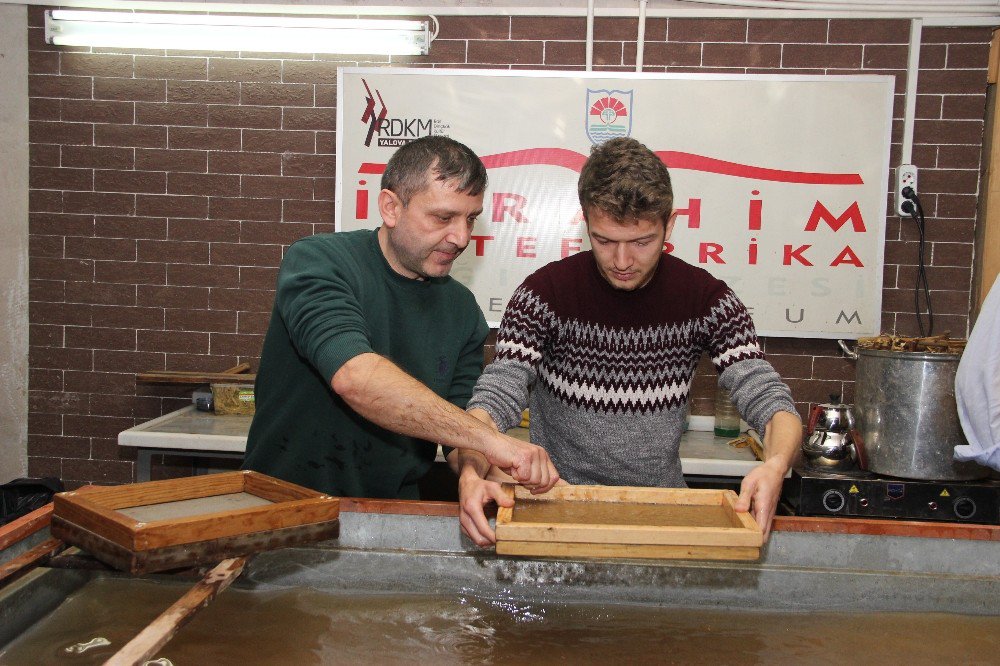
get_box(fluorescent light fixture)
[45,10,432,55]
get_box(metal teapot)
[802,394,858,471]
[807,393,855,435]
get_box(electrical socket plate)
[896,164,918,216]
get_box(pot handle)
[850,428,868,471]
[837,339,858,360]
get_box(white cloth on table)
[954,276,1000,471]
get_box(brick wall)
[25,8,991,486]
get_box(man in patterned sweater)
[456,137,802,544]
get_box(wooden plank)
[496,540,760,561]
[511,484,727,506]
[989,29,1000,85]
[977,42,1000,315]
[53,494,139,550]
[50,517,139,572]
[496,484,762,559]
[1,485,107,548]
[733,507,759,533]
[0,538,64,586]
[52,472,339,557]
[719,490,739,527]
[52,516,338,574]
[52,515,338,574]
[68,472,246,510]
[134,497,339,550]
[718,490,759,532]
[105,556,248,666]
[0,503,52,551]
[496,522,762,548]
[772,514,1000,541]
[136,371,256,385]
[243,470,329,503]
[495,484,515,526]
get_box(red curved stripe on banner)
[358,149,586,175]
[654,151,864,185]
[359,148,863,185]
[481,148,588,172]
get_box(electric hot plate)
[783,464,1000,525]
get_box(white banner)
[336,68,893,338]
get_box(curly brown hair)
[578,137,673,225]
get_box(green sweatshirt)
[243,229,489,499]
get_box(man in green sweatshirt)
[244,136,558,499]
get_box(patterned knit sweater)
[467,251,796,487]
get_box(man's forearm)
[455,409,500,475]
[456,448,492,479]
[332,352,500,453]
[332,352,558,491]
[762,410,802,470]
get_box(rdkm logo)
[361,78,388,147]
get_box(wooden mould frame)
[495,484,763,561]
[50,471,340,573]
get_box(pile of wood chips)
[728,433,764,461]
[857,333,966,354]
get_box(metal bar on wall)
[901,19,922,166]
[636,0,647,72]
[0,0,999,25]
[585,0,594,71]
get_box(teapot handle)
[807,404,822,435]
[836,339,858,360]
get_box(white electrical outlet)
[896,164,918,216]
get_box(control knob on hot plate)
[822,489,846,513]
[953,497,977,520]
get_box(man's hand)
[331,356,558,492]
[735,459,785,539]
[483,432,559,494]
[464,407,558,493]
[458,471,511,546]
[737,410,801,539]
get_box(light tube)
[45,10,431,55]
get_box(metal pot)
[839,341,988,481]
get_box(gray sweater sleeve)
[466,356,537,433]
[466,285,552,432]
[720,359,797,433]
[705,288,797,432]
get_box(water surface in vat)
[512,500,734,527]
[1,577,998,665]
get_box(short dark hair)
[381,136,488,205]
[578,137,673,224]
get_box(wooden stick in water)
[0,538,63,587]
[104,556,248,666]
